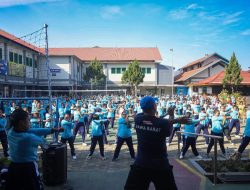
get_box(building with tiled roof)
[44,47,173,95]
[175,53,228,95]
[0,29,42,97]
[0,28,173,96]
[191,70,250,95]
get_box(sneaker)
[222,153,227,159]
[179,153,184,159]
[235,135,241,138]
[100,156,107,161]
[166,143,170,146]
[82,142,88,146]
[112,158,118,162]
[86,155,92,160]
[196,155,203,159]
[72,155,77,160]
[180,143,183,146]
[87,134,90,137]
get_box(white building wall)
[194,69,209,78]
[210,64,225,76]
[107,62,156,84]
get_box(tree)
[121,60,145,96]
[222,52,243,93]
[84,58,106,86]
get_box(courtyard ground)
[39,125,250,190]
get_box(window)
[122,68,126,72]
[18,55,23,64]
[26,57,33,67]
[198,63,202,68]
[29,58,33,67]
[9,52,14,62]
[147,68,151,74]
[34,60,38,68]
[117,68,121,74]
[26,57,29,66]
[14,53,18,63]
[111,68,116,74]
[193,86,198,92]
[0,48,2,60]
[52,73,56,76]
[141,68,146,74]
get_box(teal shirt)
[30,118,40,128]
[211,116,223,133]
[117,117,132,138]
[183,119,199,138]
[8,128,52,163]
[0,117,7,131]
[61,119,74,138]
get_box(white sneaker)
[82,142,88,146]
[87,134,90,137]
[166,143,170,146]
[72,155,77,160]
[180,143,183,146]
[235,135,240,138]
[196,155,203,159]
[179,153,184,159]
[86,155,92,160]
[100,156,107,160]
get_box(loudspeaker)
[42,142,67,186]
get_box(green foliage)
[222,52,243,92]
[121,60,145,95]
[84,58,106,85]
[197,160,250,173]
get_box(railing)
[176,131,223,185]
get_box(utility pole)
[170,49,174,97]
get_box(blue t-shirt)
[8,128,52,163]
[0,117,7,131]
[117,117,132,138]
[91,120,105,137]
[61,119,74,138]
[212,116,223,133]
[30,118,40,128]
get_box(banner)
[0,60,7,75]
[8,61,25,77]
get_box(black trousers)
[0,130,8,157]
[181,136,199,156]
[238,136,250,154]
[207,131,225,154]
[89,135,104,157]
[61,136,75,156]
[113,136,135,159]
[6,162,44,190]
[124,164,177,190]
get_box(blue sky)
[0,0,250,69]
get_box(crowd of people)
[0,93,250,189]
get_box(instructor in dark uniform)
[125,96,189,190]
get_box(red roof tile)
[0,29,41,53]
[48,47,162,61]
[175,67,204,82]
[182,53,228,69]
[192,71,250,86]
